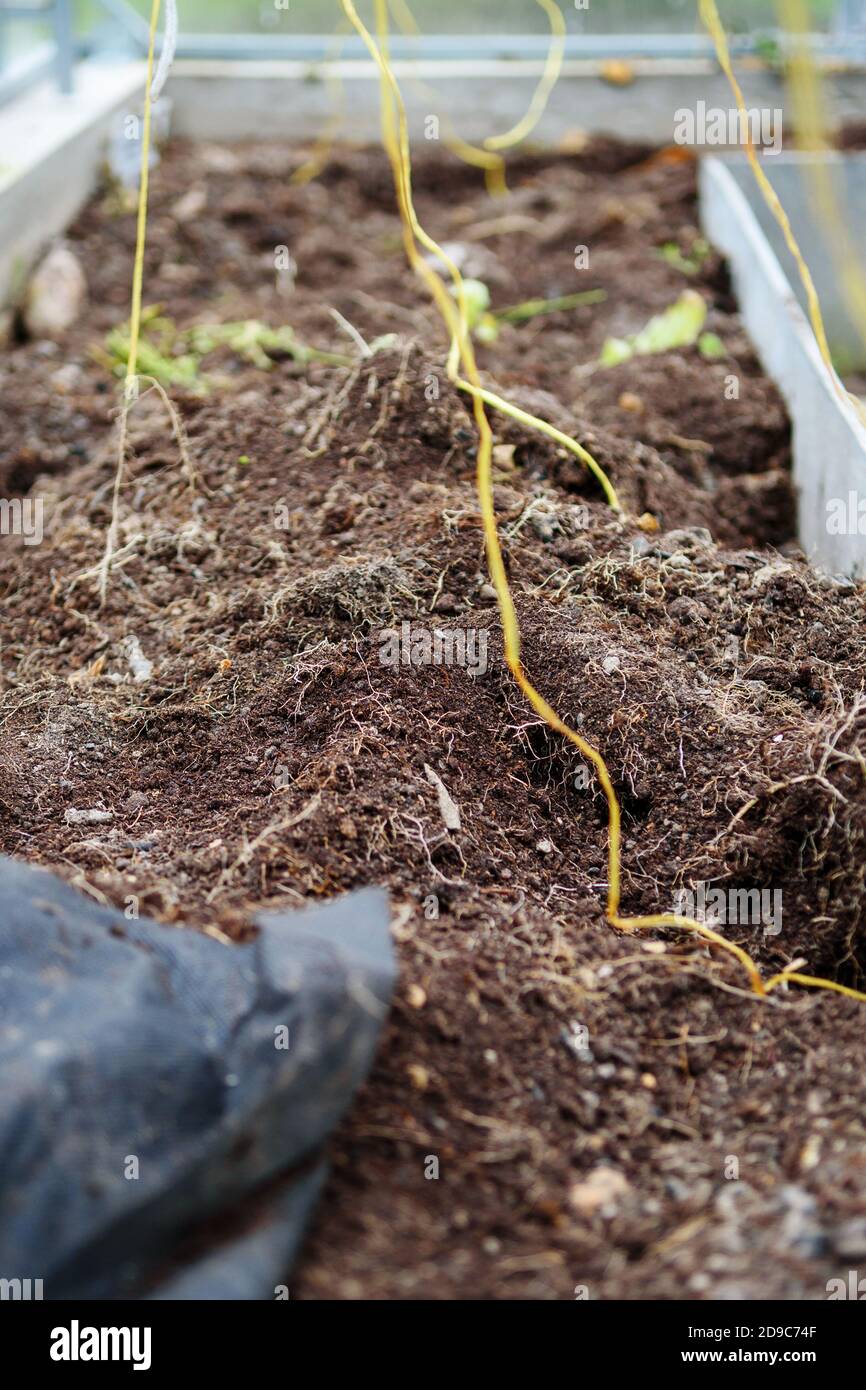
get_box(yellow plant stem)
[484,0,566,152]
[386,0,507,195]
[291,17,352,186]
[388,0,566,194]
[764,970,866,999]
[339,0,866,1007]
[126,0,162,391]
[775,0,866,364]
[98,0,161,605]
[433,129,507,199]
[460,381,620,510]
[700,0,866,427]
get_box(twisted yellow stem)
[126,0,161,388]
[700,0,866,427]
[338,0,866,1006]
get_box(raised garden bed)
[2,133,866,1300]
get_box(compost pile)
[2,137,866,1300]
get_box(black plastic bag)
[0,856,393,1299]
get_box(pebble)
[64,808,113,825]
[569,1165,630,1217]
[751,561,792,588]
[777,1184,826,1258]
[171,186,208,223]
[663,527,713,551]
[24,245,86,340]
[124,636,153,684]
[830,1217,866,1261]
[50,362,84,394]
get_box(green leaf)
[475,313,500,345]
[599,290,708,366]
[451,278,491,331]
[104,327,202,391]
[494,288,607,324]
[656,238,710,277]
[103,314,353,391]
[698,331,727,360]
[599,336,634,368]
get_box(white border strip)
[700,156,866,577]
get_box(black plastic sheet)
[0,856,393,1299]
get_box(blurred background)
[0,0,861,82]
[2,1,864,103]
[66,1,859,34]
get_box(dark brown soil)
[2,137,866,1301]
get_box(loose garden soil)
[1,135,865,1300]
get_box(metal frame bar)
[53,0,71,93]
[0,0,73,93]
[1,2,865,109]
[100,32,866,64]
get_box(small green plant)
[451,279,607,344]
[656,237,711,277]
[600,289,708,366]
[450,278,497,341]
[753,32,785,74]
[185,320,353,371]
[102,318,200,391]
[697,331,727,360]
[494,288,607,324]
[99,309,355,391]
